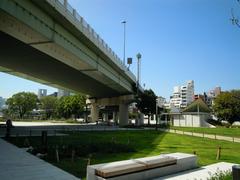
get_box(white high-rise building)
[206,86,221,106]
[157,96,166,108]
[170,80,194,108]
[38,89,47,99]
[57,89,70,98]
[207,86,221,98]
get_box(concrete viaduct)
[0,0,142,126]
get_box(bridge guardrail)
[52,0,136,82]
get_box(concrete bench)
[87,153,197,180]
[95,156,177,178]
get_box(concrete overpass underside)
[0,31,120,98]
[0,0,137,98]
[0,0,140,125]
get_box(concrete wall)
[173,113,211,127]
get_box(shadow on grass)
[5,129,167,178]
[5,127,240,179]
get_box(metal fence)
[161,128,240,143]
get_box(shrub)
[207,169,232,180]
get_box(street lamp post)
[134,53,142,126]
[156,98,158,131]
[122,21,126,65]
[136,53,141,96]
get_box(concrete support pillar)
[119,104,128,127]
[135,112,144,126]
[113,111,118,125]
[90,104,99,122]
[139,113,144,125]
[103,112,109,122]
[165,114,168,125]
[84,112,88,123]
[135,115,138,126]
[87,95,134,126]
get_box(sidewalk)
[0,138,79,180]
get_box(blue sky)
[1,0,240,99]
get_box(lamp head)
[136,53,142,59]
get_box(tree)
[57,94,86,119]
[6,92,38,119]
[56,96,70,119]
[231,0,240,27]
[137,89,157,125]
[40,96,58,119]
[213,90,240,125]
[70,94,86,119]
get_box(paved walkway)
[0,138,79,180]
[155,162,235,180]
[2,121,240,143]
[159,128,240,143]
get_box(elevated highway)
[0,0,142,125]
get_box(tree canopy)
[6,92,38,119]
[40,96,58,119]
[213,90,240,124]
[57,94,86,119]
[137,89,157,115]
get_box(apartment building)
[206,86,221,106]
[170,80,194,108]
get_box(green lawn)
[5,130,240,179]
[171,126,240,137]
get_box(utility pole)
[122,21,126,65]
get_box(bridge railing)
[52,0,136,81]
